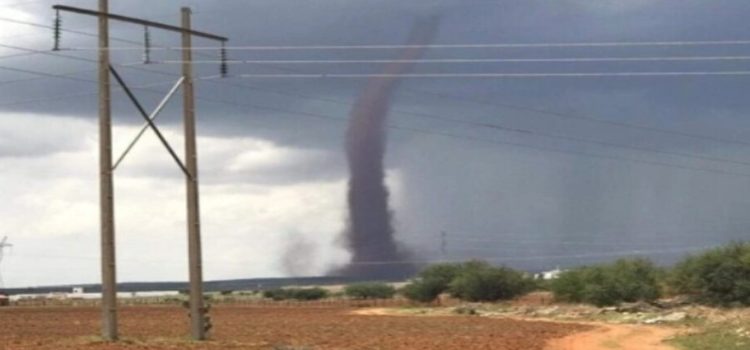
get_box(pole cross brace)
[109,65,191,178]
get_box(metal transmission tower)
[53,1,228,341]
[0,236,12,288]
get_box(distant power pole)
[440,231,447,258]
[53,1,227,341]
[0,236,12,288]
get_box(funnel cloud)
[333,17,440,279]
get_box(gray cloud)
[4,0,750,285]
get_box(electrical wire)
[5,56,750,178]
[0,16,148,47]
[61,39,750,51]
[7,16,750,155]
[5,23,750,176]
[11,47,748,168]
[1,0,54,7]
[234,71,750,79]
[0,63,93,83]
[142,55,750,65]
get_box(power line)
[234,71,750,79]
[12,41,750,167]
[0,16,220,58]
[195,65,750,156]
[142,55,750,65]
[187,91,750,179]
[0,63,94,83]
[4,50,750,176]
[4,37,750,176]
[407,88,750,149]
[9,7,750,156]
[0,51,39,61]
[0,16,150,48]
[7,15,750,156]
[2,0,56,7]
[5,59,750,179]
[445,119,750,167]
[61,39,750,51]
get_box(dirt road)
[546,322,680,350]
[354,307,681,350]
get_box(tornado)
[335,17,440,279]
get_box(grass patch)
[670,322,750,350]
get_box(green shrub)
[344,283,396,299]
[669,242,750,306]
[401,278,446,303]
[401,262,464,303]
[262,288,288,301]
[290,287,329,301]
[551,258,661,306]
[419,263,465,287]
[402,260,534,303]
[449,264,533,302]
[262,287,329,301]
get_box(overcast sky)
[3,0,750,287]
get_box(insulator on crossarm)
[52,9,62,51]
[143,26,152,64]
[220,42,228,77]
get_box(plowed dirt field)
[0,305,587,349]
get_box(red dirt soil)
[0,305,588,349]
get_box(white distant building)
[536,267,563,280]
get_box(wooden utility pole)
[97,0,118,341]
[53,2,226,342]
[181,7,206,341]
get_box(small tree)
[263,288,289,301]
[401,278,446,303]
[419,263,464,287]
[344,283,397,299]
[551,258,662,306]
[262,287,329,301]
[401,262,465,303]
[449,265,532,302]
[290,287,329,301]
[669,242,750,306]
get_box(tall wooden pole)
[181,7,206,340]
[98,0,118,341]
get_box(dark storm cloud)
[4,0,750,270]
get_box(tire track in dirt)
[354,308,681,350]
[545,323,680,350]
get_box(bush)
[419,263,465,287]
[401,262,465,303]
[551,258,662,306]
[262,287,329,301]
[401,278,447,303]
[291,288,329,301]
[449,264,533,302]
[262,288,288,301]
[402,261,534,303]
[344,283,396,299]
[669,242,750,306]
